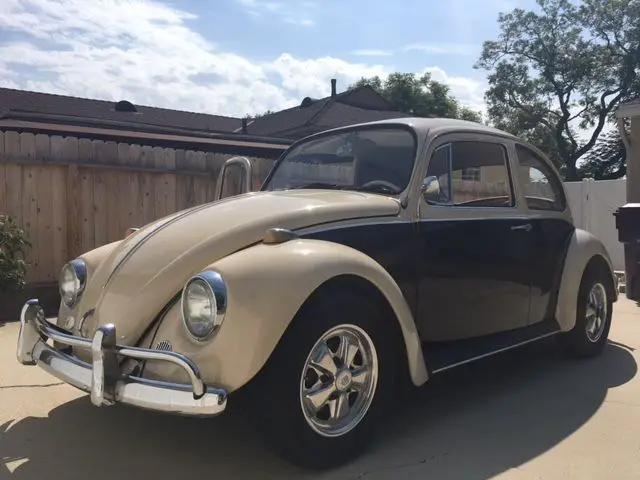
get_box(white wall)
[563,179,626,271]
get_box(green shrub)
[0,215,31,292]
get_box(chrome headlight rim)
[181,270,227,343]
[59,259,87,308]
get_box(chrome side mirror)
[214,156,253,200]
[420,175,443,204]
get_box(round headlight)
[181,271,227,341]
[59,259,87,308]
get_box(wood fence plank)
[193,151,207,206]
[175,150,191,210]
[117,143,133,235]
[139,146,155,226]
[103,141,120,242]
[63,137,82,261]
[183,150,199,207]
[204,152,218,202]
[36,134,54,282]
[50,136,68,275]
[4,132,22,224]
[92,140,108,247]
[79,139,95,254]
[20,133,40,282]
[128,144,143,229]
[153,147,167,219]
[0,133,6,213]
[163,148,177,214]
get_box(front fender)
[57,240,123,323]
[143,238,428,392]
[555,228,616,331]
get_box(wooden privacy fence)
[0,130,276,285]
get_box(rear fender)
[555,228,617,331]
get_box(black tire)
[244,291,398,470]
[557,261,613,358]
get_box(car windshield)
[261,126,417,195]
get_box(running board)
[423,319,561,374]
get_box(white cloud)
[403,43,479,56]
[0,0,485,119]
[350,43,479,58]
[422,66,487,115]
[236,0,314,27]
[350,49,394,57]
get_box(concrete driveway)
[1,299,639,480]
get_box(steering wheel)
[361,179,401,193]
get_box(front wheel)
[557,262,613,358]
[245,292,397,470]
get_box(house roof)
[0,87,243,134]
[243,85,410,138]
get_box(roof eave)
[616,102,640,119]
[0,110,293,145]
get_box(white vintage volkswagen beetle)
[17,118,616,469]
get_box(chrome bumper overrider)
[16,299,227,416]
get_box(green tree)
[350,72,483,123]
[475,0,640,180]
[579,126,627,179]
[244,109,276,120]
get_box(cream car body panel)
[142,237,428,390]
[71,190,400,352]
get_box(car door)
[513,143,576,326]
[416,133,534,342]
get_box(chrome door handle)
[511,223,532,232]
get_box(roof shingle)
[0,87,242,133]
[243,85,410,139]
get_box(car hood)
[77,189,400,344]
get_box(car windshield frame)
[260,124,419,196]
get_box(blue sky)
[0,0,537,118]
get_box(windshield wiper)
[292,182,344,190]
[356,184,400,194]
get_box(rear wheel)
[558,262,613,358]
[246,292,397,470]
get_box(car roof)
[315,117,519,141]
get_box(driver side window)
[423,140,514,208]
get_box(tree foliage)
[580,125,628,179]
[350,72,483,123]
[475,0,640,180]
[0,215,30,292]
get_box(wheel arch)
[555,228,617,332]
[291,274,415,390]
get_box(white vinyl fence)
[563,179,626,271]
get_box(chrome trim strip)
[16,299,227,416]
[430,331,560,374]
[295,215,537,237]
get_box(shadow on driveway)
[0,340,636,480]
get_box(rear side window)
[515,145,566,212]
[424,140,514,208]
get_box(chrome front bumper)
[16,299,227,416]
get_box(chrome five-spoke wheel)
[585,282,607,343]
[300,324,378,438]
